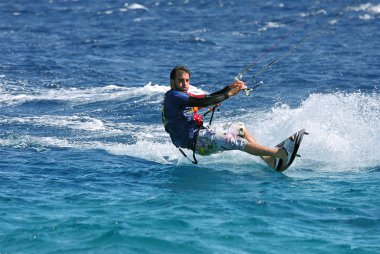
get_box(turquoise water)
[1,1,379,253]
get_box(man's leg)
[239,125,285,168]
[196,123,287,169]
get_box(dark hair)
[170,65,191,82]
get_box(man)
[162,65,292,171]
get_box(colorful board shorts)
[195,123,248,155]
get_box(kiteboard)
[275,129,308,172]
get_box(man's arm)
[187,80,246,107]
[209,86,231,96]
[187,92,229,107]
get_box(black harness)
[178,104,218,164]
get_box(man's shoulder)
[166,89,184,95]
[165,89,189,107]
[166,89,188,99]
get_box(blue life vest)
[162,90,203,149]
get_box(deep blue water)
[1,1,380,253]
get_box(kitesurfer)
[162,65,291,170]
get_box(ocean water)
[1,0,379,253]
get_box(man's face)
[173,71,190,92]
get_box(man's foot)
[275,147,288,160]
[274,134,297,172]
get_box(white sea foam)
[0,79,209,106]
[124,3,149,11]
[299,9,327,18]
[349,3,380,15]
[0,136,73,151]
[1,86,378,170]
[100,2,149,14]
[258,22,286,32]
[0,135,178,164]
[0,83,170,106]
[0,115,113,132]
[245,92,380,170]
[359,14,373,20]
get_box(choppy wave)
[189,90,380,170]
[349,3,380,15]
[1,82,378,171]
[258,22,286,32]
[1,115,101,130]
[1,1,379,252]
[0,82,168,106]
[98,2,149,15]
[250,91,380,170]
[0,79,209,106]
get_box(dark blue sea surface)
[1,1,379,253]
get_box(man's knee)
[236,123,246,138]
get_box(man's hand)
[227,80,247,97]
